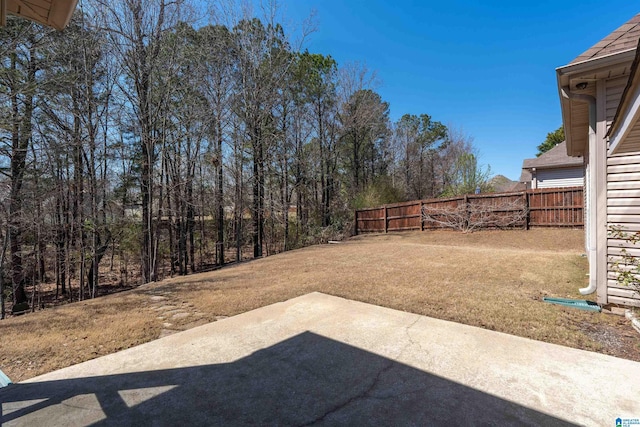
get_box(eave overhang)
[1,0,78,30]
[557,49,637,157]
[522,163,583,171]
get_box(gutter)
[556,49,636,77]
[556,48,636,157]
[561,86,597,296]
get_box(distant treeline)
[0,0,486,313]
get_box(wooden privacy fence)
[354,187,584,234]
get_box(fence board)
[354,187,583,234]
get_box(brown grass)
[1,228,639,383]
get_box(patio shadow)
[1,331,575,426]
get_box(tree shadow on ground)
[1,332,575,426]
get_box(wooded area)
[355,187,584,233]
[0,1,493,316]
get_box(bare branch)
[422,197,528,233]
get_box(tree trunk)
[252,126,264,258]
[87,231,112,293]
[8,36,36,311]
[216,118,225,266]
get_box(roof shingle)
[570,13,640,64]
[521,141,583,170]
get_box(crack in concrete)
[300,316,425,427]
[403,315,427,355]
[298,360,396,426]
[299,319,426,426]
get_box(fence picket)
[354,187,584,233]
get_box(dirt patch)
[1,228,638,382]
[573,317,640,360]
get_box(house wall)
[606,78,640,308]
[597,80,609,305]
[606,76,627,127]
[614,120,640,152]
[534,167,584,189]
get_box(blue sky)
[280,1,639,180]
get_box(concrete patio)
[1,292,639,426]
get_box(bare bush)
[421,197,528,233]
[608,226,640,300]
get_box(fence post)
[523,191,529,230]
[384,205,388,233]
[354,209,358,235]
[464,195,469,230]
[353,187,581,235]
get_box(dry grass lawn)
[2,228,639,383]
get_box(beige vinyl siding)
[616,120,640,153]
[535,167,584,189]
[606,76,628,128]
[607,152,640,307]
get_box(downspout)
[531,168,537,189]
[561,86,597,295]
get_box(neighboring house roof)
[510,182,527,191]
[570,14,640,64]
[519,169,532,184]
[520,141,583,184]
[2,0,78,30]
[522,141,583,170]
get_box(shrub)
[608,225,640,300]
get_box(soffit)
[2,0,77,30]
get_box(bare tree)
[393,114,447,200]
[197,24,235,266]
[422,197,528,233]
[337,63,390,195]
[96,0,184,283]
[0,20,53,311]
[0,0,500,322]
[232,15,296,257]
